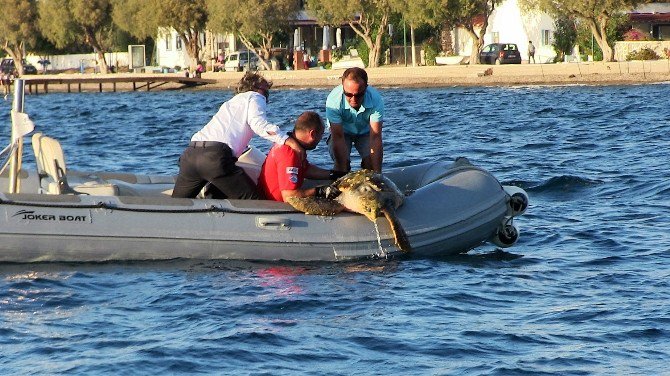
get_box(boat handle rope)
[0,142,17,176]
[0,197,298,215]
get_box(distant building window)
[165,36,172,51]
[492,32,499,43]
[176,37,183,51]
[541,30,551,46]
[657,25,670,40]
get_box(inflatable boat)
[0,81,528,263]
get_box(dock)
[21,75,216,94]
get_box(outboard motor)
[503,186,528,217]
[491,221,520,248]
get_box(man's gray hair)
[236,71,272,94]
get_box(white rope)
[0,142,16,176]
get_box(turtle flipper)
[381,206,412,253]
[286,196,345,216]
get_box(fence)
[25,52,130,72]
[387,46,424,66]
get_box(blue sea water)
[1,83,670,374]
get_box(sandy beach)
[207,60,670,89]
[21,60,670,93]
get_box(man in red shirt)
[259,111,344,202]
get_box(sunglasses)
[344,87,366,99]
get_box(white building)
[453,0,557,63]
[155,29,237,69]
[155,24,345,70]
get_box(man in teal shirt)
[325,67,384,173]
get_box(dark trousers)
[172,141,260,200]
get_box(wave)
[524,175,604,195]
[534,107,556,115]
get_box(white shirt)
[191,91,288,157]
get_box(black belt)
[189,141,223,148]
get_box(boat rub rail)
[0,193,299,215]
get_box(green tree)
[552,15,577,61]
[521,0,647,61]
[389,0,442,66]
[206,0,299,69]
[0,0,39,75]
[111,0,160,42]
[158,0,207,70]
[38,0,113,73]
[574,14,629,61]
[113,0,206,70]
[441,0,502,64]
[308,0,392,68]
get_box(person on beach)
[287,50,294,70]
[195,61,205,78]
[528,41,536,64]
[2,70,15,100]
[214,50,225,72]
[258,111,343,202]
[325,67,384,173]
[303,52,310,70]
[214,49,226,72]
[172,72,304,200]
[1,73,9,99]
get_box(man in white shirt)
[172,72,303,199]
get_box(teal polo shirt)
[325,85,384,135]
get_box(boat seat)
[88,172,176,185]
[236,146,266,184]
[107,179,174,197]
[31,132,118,196]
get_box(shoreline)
[21,60,670,93]
[208,60,670,89]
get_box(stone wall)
[614,41,670,61]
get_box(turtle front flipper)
[286,196,345,216]
[381,206,412,253]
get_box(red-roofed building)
[628,3,670,40]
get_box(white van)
[224,51,261,72]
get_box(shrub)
[626,48,660,61]
[356,39,370,67]
[331,48,344,61]
[422,37,439,66]
[552,16,577,61]
[623,28,652,41]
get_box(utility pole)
[403,19,407,67]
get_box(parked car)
[479,43,522,65]
[0,58,38,75]
[224,51,261,72]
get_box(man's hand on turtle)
[314,183,341,199]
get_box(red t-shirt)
[258,144,310,202]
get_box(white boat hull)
[0,160,525,262]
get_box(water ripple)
[2,84,670,374]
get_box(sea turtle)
[286,169,412,253]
